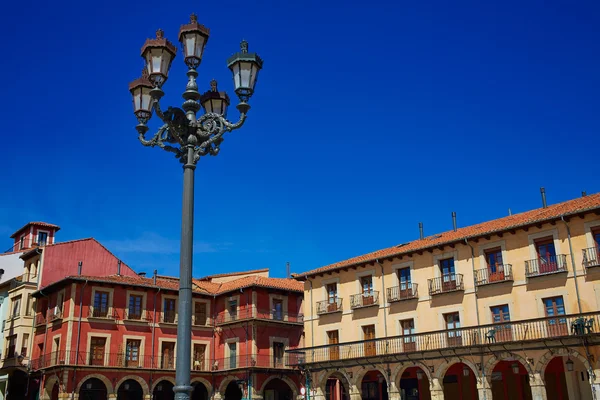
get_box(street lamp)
[129,13,263,400]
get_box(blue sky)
[1,0,599,278]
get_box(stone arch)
[218,375,241,395]
[191,377,214,395]
[42,375,60,400]
[152,376,176,392]
[259,375,299,399]
[76,373,114,395]
[435,358,480,381]
[316,369,353,390]
[535,348,591,377]
[115,375,150,396]
[352,366,389,387]
[391,362,433,388]
[484,351,535,379]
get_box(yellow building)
[290,193,600,400]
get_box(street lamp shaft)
[174,145,196,400]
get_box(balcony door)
[273,341,285,367]
[401,319,416,352]
[490,305,512,342]
[543,297,567,336]
[194,302,207,326]
[440,258,456,291]
[228,342,237,368]
[485,248,504,282]
[164,298,176,323]
[161,342,175,369]
[326,283,338,312]
[93,291,109,318]
[536,238,557,273]
[89,337,106,366]
[361,276,374,305]
[363,325,376,357]
[273,299,283,321]
[193,344,206,370]
[445,313,462,346]
[125,339,141,367]
[398,267,412,297]
[327,330,339,360]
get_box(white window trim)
[54,289,66,316]
[191,339,210,371]
[192,298,211,326]
[477,240,508,270]
[90,287,114,318]
[488,303,513,325]
[536,291,569,318]
[51,334,62,359]
[161,294,178,324]
[433,251,459,278]
[224,337,240,369]
[528,229,561,260]
[584,219,600,248]
[86,332,112,365]
[36,230,50,246]
[125,290,148,320]
[122,335,146,359]
[158,338,177,368]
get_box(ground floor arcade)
[307,347,599,400]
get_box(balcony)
[474,265,513,287]
[583,247,600,269]
[387,284,418,302]
[35,314,46,327]
[255,308,304,324]
[161,311,177,324]
[214,306,304,325]
[47,309,63,322]
[212,354,292,371]
[286,311,600,367]
[10,273,37,289]
[88,307,117,320]
[350,291,379,309]
[525,255,568,278]
[124,310,150,322]
[316,299,343,315]
[428,274,464,296]
[193,314,212,327]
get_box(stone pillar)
[213,392,223,400]
[476,379,493,400]
[387,382,401,400]
[108,394,117,400]
[529,373,547,400]
[589,369,600,399]
[144,394,152,400]
[429,378,444,400]
[58,393,75,400]
[349,385,361,400]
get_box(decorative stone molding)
[114,375,150,396]
[75,373,114,395]
[483,351,535,379]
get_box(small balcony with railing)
[428,274,464,296]
[124,309,150,322]
[583,247,600,269]
[35,313,46,327]
[350,291,379,309]
[474,264,513,287]
[316,299,343,315]
[10,273,37,289]
[211,354,292,371]
[47,308,63,322]
[161,310,177,324]
[525,255,568,278]
[387,284,418,302]
[88,306,117,320]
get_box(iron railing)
[316,299,343,315]
[124,310,150,322]
[30,351,292,371]
[350,292,380,309]
[214,306,303,324]
[35,314,46,326]
[47,309,63,322]
[474,264,513,286]
[583,247,600,269]
[428,274,464,295]
[525,255,568,277]
[193,314,212,326]
[88,306,116,319]
[286,311,600,366]
[387,284,418,302]
[162,311,177,324]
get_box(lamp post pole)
[128,14,263,400]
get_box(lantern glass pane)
[133,88,142,111]
[231,63,242,90]
[141,86,153,112]
[239,61,253,89]
[149,49,163,74]
[185,34,196,58]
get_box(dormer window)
[19,236,25,250]
[38,232,48,246]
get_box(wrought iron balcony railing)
[428,274,464,295]
[525,255,568,277]
[212,354,292,370]
[214,306,304,325]
[316,299,343,315]
[124,310,150,322]
[387,284,418,302]
[88,306,117,319]
[583,247,600,269]
[35,314,46,326]
[47,309,63,322]
[474,264,513,286]
[162,310,177,324]
[286,311,600,366]
[350,291,379,309]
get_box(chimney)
[452,212,457,232]
[153,270,157,285]
[117,260,122,276]
[540,187,547,208]
[508,208,512,216]
[138,272,146,277]
[419,222,424,240]
[582,191,587,197]
[77,261,82,276]
[286,262,290,279]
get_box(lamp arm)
[138,125,184,160]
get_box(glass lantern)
[227,40,263,102]
[200,80,230,116]
[178,14,210,69]
[141,29,177,87]
[129,69,154,123]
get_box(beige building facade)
[290,193,600,400]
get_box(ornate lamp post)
[128,14,263,400]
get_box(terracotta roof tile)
[198,268,270,280]
[10,222,61,238]
[295,192,600,278]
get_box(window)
[194,302,207,326]
[535,237,558,272]
[20,334,29,357]
[25,295,32,316]
[398,267,411,290]
[93,291,109,318]
[19,236,25,250]
[54,292,64,317]
[125,339,141,367]
[228,342,237,368]
[491,305,510,323]
[273,341,285,367]
[193,344,206,370]
[37,232,48,246]
[363,325,376,356]
[128,295,143,320]
[11,296,21,318]
[163,298,176,323]
[490,304,512,341]
[593,228,600,249]
[361,276,373,296]
[485,248,503,272]
[401,319,416,351]
[361,382,378,400]
[161,342,175,369]
[53,337,60,364]
[272,299,283,321]
[543,296,567,336]
[228,299,238,321]
[327,330,339,360]
[89,337,106,366]
[444,312,462,346]
[326,283,338,312]
[6,335,16,358]
[439,258,457,290]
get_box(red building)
[29,268,304,400]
